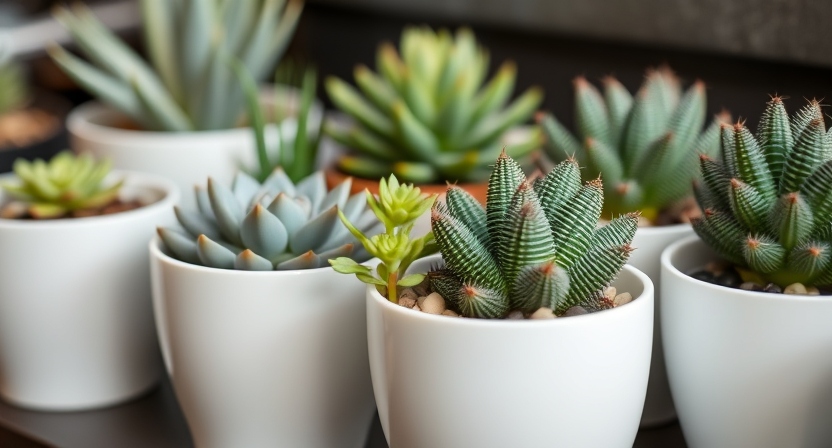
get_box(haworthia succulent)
[429,152,637,318]
[692,97,832,287]
[540,67,728,221]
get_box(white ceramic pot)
[629,223,693,426]
[68,86,323,210]
[367,255,654,448]
[150,240,376,448]
[662,236,832,448]
[0,172,178,411]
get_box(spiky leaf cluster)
[158,169,381,271]
[324,26,543,184]
[2,152,122,219]
[0,51,26,116]
[540,67,727,220]
[50,0,302,131]
[429,152,637,318]
[693,97,832,287]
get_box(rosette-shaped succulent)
[158,169,381,270]
[429,151,638,318]
[539,67,728,221]
[2,151,122,219]
[325,26,543,184]
[693,97,832,287]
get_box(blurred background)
[4,0,832,131]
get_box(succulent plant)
[0,51,26,116]
[158,169,381,270]
[50,0,303,132]
[1,151,122,219]
[539,67,728,221]
[330,175,438,300]
[693,97,832,287]
[232,58,321,183]
[324,26,544,184]
[429,151,638,318]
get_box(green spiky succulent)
[429,152,638,318]
[158,169,381,270]
[330,175,438,300]
[324,26,544,184]
[539,67,727,221]
[0,52,26,116]
[693,97,832,287]
[1,152,122,219]
[50,0,302,132]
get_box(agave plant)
[1,152,122,219]
[158,169,381,270]
[539,67,728,221]
[325,26,543,184]
[50,0,303,132]
[429,151,638,318]
[693,97,832,287]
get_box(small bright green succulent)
[324,26,544,184]
[429,151,638,318]
[693,97,832,287]
[0,51,26,116]
[330,175,438,300]
[158,169,381,270]
[539,67,728,221]
[2,152,122,219]
[51,0,303,132]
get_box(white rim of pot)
[367,263,653,327]
[0,170,179,230]
[662,235,832,302]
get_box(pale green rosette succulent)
[158,169,381,270]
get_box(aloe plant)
[539,67,728,221]
[429,151,638,318]
[50,0,303,132]
[330,175,438,300]
[158,169,381,270]
[1,152,122,219]
[325,26,543,184]
[693,97,832,287]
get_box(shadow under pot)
[367,254,655,448]
[661,236,832,448]
[0,171,178,411]
[149,240,376,448]
[0,91,70,173]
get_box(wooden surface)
[0,376,686,448]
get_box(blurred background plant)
[49,0,303,132]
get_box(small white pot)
[629,223,694,426]
[0,172,178,411]
[150,241,376,448]
[661,236,832,448]
[367,255,654,448]
[68,86,323,210]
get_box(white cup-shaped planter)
[367,255,654,448]
[662,236,832,448]
[0,172,178,411]
[68,86,323,210]
[150,241,375,448]
[629,223,694,426]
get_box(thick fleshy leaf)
[157,227,200,265]
[698,154,731,212]
[591,213,639,251]
[276,251,322,270]
[294,171,326,212]
[232,172,261,208]
[691,209,745,265]
[802,161,832,230]
[584,137,623,188]
[539,112,583,165]
[742,234,786,274]
[445,186,488,245]
[485,151,525,252]
[235,249,274,271]
[196,235,237,269]
[564,244,633,313]
[551,179,604,268]
[174,206,221,240]
[727,179,771,232]
[756,96,793,182]
[534,159,582,215]
[267,193,309,237]
[428,268,508,318]
[207,178,244,247]
[497,182,555,285]
[780,118,826,194]
[510,261,570,313]
[731,123,776,201]
[240,204,289,260]
[602,76,633,147]
[290,206,341,254]
[785,241,830,280]
[574,77,610,144]
[772,192,814,250]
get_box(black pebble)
[715,271,742,288]
[763,283,783,294]
[691,270,715,283]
